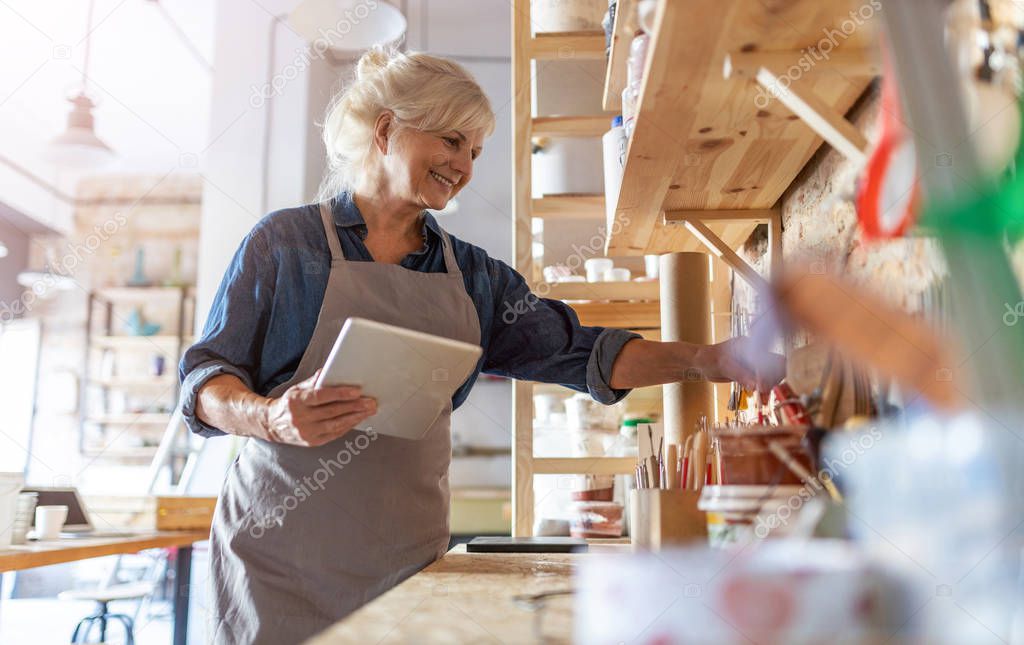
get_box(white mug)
[35,505,68,540]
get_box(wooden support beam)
[532,457,637,475]
[664,208,777,224]
[752,66,869,165]
[674,217,770,293]
[723,50,880,79]
[768,210,783,279]
[532,115,610,138]
[512,0,534,538]
[530,32,607,59]
[532,195,604,219]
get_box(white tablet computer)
[315,317,483,440]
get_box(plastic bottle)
[602,115,627,224]
[622,32,649,139]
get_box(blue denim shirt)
[178,191,640,437]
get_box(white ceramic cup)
[584,258,614,282]
[603,267,631,282]
[644,254,660,278]
[35,505,68,540]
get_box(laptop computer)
[22,486,131,538]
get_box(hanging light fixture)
[16,246,77,297]
[43,0,116,169]
[288,0,407,53]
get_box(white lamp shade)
[42,93,115,169]
[289,0,407,51]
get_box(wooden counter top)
[308,542,628,644]
[0,530,209,571]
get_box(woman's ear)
[373,111,394,155]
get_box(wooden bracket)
[750,66,869,165]
[664,213,770,293]
[723,50,880,79]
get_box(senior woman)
[179,48,783,643]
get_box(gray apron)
[209,200,481,644]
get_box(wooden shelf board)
[532,457,637,475]
[532,115,611,138]
[532,194,604,219]
[567,300,660,328]
[605,0,876,256]
[530,31,606,60]
[95,286,194,302]
[602,0,637,111]
[540,280,659,301]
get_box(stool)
[59,581,153,644]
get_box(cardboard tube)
[665,443,679,489]
[659,252,714,447]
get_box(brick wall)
[738,82,1023,337]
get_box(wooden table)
[308,542,627,644]
[0,530,208,645]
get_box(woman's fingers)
[291,369,364,406]
[306,409,377,446]
[301,384,364,406]
[305,396,377,421]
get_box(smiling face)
[377,114,484,211]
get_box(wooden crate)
[155,496,218,531]
[629,488,707,550]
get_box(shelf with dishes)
[80,285,196,464]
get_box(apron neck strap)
[319,200,345,261]
[319,198,461,275]
[437,226,460,276]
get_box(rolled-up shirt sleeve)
[178,226,276,437]
[481,257,640,404]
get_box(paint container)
[570,501,624,538]
[698,485,805,548]
[713,428,813,486]
[602,115,627,225]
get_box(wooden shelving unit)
[603,0,877,262]
[79,285,196,471]
[512,0,881,537]
[512,1,663,537]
